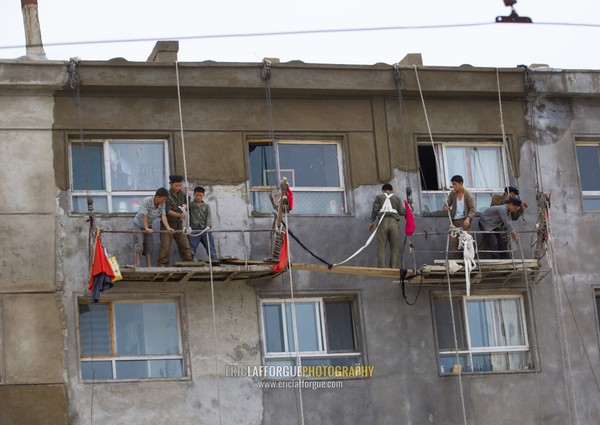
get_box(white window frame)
[434,294,531,374]
[248,138,347,215]
[69,139,170,213]
[418,140,509,211]
[575,141,600,212]
[260,298,361,369]
[77,298,186,382]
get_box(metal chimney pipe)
[21,0,47,59]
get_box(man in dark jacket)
[157,175,193,266]
[369,184,405,268]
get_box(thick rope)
[175,62,191,231]
[207,234,224,425]
[284,226,333,268]
[284,213,306,425]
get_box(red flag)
[271,233,288,273]
[404,200,415,236]
[286,186,294,211]
[88,237,115,293]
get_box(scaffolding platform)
[293,259,548,287]
[120,259,282,283]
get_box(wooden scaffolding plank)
[293,264,416,279]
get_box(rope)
[458,231,476,297]
[175,62,191,232]
[283,212,306,425]
[496,68,517,187]
[444,236,468,425]
[332,212,386,267]
[285,226,333,268]
[262,59,281,186]
[207,233,224,425]
[414,67,468,424]
[517,239,545,424]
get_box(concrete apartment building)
[1,38,600,424]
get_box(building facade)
[0,46,599,424]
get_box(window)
[248,139,346,215]
[70,139,169,213]
[78,299,185,381]
[260,298,361,377]
[418,141,508,212]
[432,295,531,374]
[575,143,600,211]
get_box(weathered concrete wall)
[0,87,66,424]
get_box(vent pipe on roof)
[21,0,47,59]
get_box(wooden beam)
[292,263,415,279]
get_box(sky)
[1,0,600,69]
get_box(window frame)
[259,297,362,374]
[247,137,348,215]
[574,141,600,212]
[432,293,532,375]
[417,139,510,212]
[69,139,170,214]
[76,297,187,382]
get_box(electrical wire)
[2,21,600,51]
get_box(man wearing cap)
[479,197,522,259]
[157,175,193,266]
[369,184,406,268]
[490,186,528,220]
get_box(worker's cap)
[505,186,519,196]
[507,196,522,206]
[169,174,184,183]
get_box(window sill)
[439,368,539,377]
[81,376,191,384]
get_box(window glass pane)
[248,143,276,187]
[115,360,149,379]
[466,298,524,348]
[265,358,296,378]
[285,302,321,352]
[325,302,355,351]
[446,147,469,186]
[577,145,600,191]
[148,359,183,378]
[109,142,165,191]
[114,302,180,356]
[470,147,503,189]
[474,193,493,213]
[79,303,112,356]
[439,353,470,374]
[421,192,446,213]
[81,361,113,380]
[433,299,466,350]
[472,352,529,372]
[290,192,345,215]
[112,195,146,213]
[73,196,108,213]
[597,296,600,330]
[263,304,285,353]
[583,197,600,211]
[279,144,340,187]
[72,144,104,190]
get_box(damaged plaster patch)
[532,98,574,145]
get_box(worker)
[491,186,528,220]
[478,197,522,259]
[369,184,406,268]
[157,175,193,266]
[443,175,476,258]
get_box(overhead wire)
[3,21,600,52]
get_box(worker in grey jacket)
[478,197,522,259]
[369,184,406,268]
